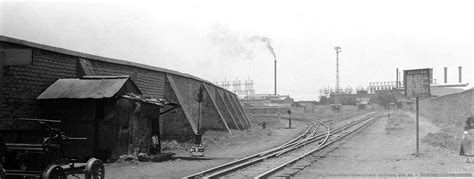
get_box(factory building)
[0,36,250,150]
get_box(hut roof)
[37,76,138,99]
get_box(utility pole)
[334,46,341,104]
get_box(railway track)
[184,112,381,179]
[256,114,380,178]
[251,111,366,125]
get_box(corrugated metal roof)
[37,77,130,99]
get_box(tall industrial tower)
[274,57,277,95]
[334,46,341,104]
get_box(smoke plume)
[208,24,256,60]
[249,35,277,61]
[208,24,277,61]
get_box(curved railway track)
[251,112,366,125]
[184,112,381,179]
[256,114,380,178]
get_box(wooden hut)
[37,76,173,160]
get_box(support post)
[198,101,202,134]
[197,86,204,135]
[151,107,161,154]
[287,110,292,128]
[288,114,291,128]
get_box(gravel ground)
[295,111,474,178]
[104,116,307,178]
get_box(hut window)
[95,100,105,121]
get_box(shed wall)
[1,40,249,143]
[1,43,77,118]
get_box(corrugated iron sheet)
[37,77,129,99]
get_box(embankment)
[418,88,473,151]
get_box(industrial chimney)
[458,66,462,83]
[274,59,277,95]
[444,67,447,84]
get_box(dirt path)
[105,117,307,178]
[296,111,474,178]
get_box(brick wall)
[161,75,195,141]
[419,89,473,123]
[1,40,248,142]
[1,43,78,118]
[201,84,227,131]
[224,92,245,129]
[215,88,239,129]
[230,94,250,127]
[88,60,166,98]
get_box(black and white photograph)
[0,0,473,178]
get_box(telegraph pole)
[334,46,341,104]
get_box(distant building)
[240,94,294,107]
[368,81,398,94]
[295,101,317,106]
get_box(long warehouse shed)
[0,35,250,142]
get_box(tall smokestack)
[396,68,399,88]
[458,66,462,83]
[444,67,447,84]
[274,59,277,95]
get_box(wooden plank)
[115,98,133,157]
[202,84,232,134]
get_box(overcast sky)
[1,0,472,100]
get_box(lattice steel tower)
[334,46,341,104]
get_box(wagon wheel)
[85,158,104,179]
[42,164,66,179]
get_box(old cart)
[0,118,104,179]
